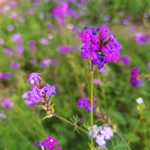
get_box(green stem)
[90,69,94,150]
[116,131,131,150]
[53,113,88,134]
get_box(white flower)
[136,97,144,104]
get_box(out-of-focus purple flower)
[0,38,4,45]
[3,72,11,79]
[130,67,144,88]
[144,13,150,18]
[93,79,103,85]
[40,58,51,67]
[58,45,74,53]
[147,62,150,70]
[77,97,96,113]
[0,113,7,119]
[16,46,24,55]
[119,55,130,65]
[52,59,59,65]
[122,15,132,25]
[9,1,17,8]
[1,6,9,14]
[34,136,61,149]
[47,34,53,39]
[39,13,44,19]
[3,48,13,56]
[40,38,49,45]
[1,98,14,108]
[104,15,110,21]
[27,8,35,14]
[44,84,57,97]
[10,11,17,19]
[46,22,52,29]
[135,33,149,45]
[0,72,4,79]
[22,92,28,99]
[98,67,110,73]
[29,40,36,51]
[10,61,20,69]
[7,25,14,32]
[20,16,26,23]
[11,33,22,43]
[66,24,74,30]
[30,59,37,65]
[33,0,41,5]
[28,72,42,84]
[129,26,135,32]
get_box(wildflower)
[77,97,96,113]
[130,67,144,88]
[40,58,51,67]
[136,97,144,104]
[3,48,13,56]
[0,113,7,119]
[0,72,3,79]
[3,72,11,79]
[88,125,114,147]
[1,98,14,108]
[79,26,122,69]
[119,55,130,65]
[93,79,103,85]
[135,33,149,45]
[44,84,57,97]
[104,15,110,21]
[0,38,4,45]
[28,72,42,84]
[29,40,36,51]
[34,136,62,150]
[40,38,49,45]
[10,61,20,69]
[58,45,74,53]
[7,25,14,32]
[11,33,22,43]
[147,62,150,70]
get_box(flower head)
[135,33,149,45]
[1,98,14,108]
[28,72,42,84]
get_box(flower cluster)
[24,72,56,107]
[130,67,144,88]
[1,98,14,108]
[34,136,62,150]
[77,97,96,113]
[79,26,122,69]
[135,33,149,45]
[88,125,114,147]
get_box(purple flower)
[147,62,150,70]
[33,0,41,5]
[3,48,13,56]
[9,1,17,8]
[34,136,61,149]
[11,33,22,43]
[58,45,74,53]
[27,8,35,14]
[3,72,11,79]
[93,79,102,85]
[7,25,14,32]
[40,38,49,45]
[135,33,149,45]
[44,84,57,97]
[46,22,52,29]
[77,97,96,113]
[30,59,37,65]
[1,98,14,108]
[40,58,51,67]
[28,72,42,84]
[104,15,110,21]
[29,40,36,51]
[52,59,59,65]
[130,67,144,88]
[0,38,4,45]
[0,72,3,79]
[119,55,130,65]
[79,26,122,69]
[10,11,17,19]
[16,46,24,55]
[10,61,20,69]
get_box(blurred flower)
[0,72,3,79]
[147,62,150,70]
[10,11,17,19]
[3,48,13,56]
[10,61,20,69]
[58,45,74,53]
[3,72,11,79]
[136,97,144,104]
[93,79,103,85]
[46,22,52,29]
[104,15,110,21]
[1,98,14,108]
[98,67,110,73]
[52,59,59,65]
[130,67,144,88]
[16,46,24,55]
[135,33,149,45]
[40,58,51,67]
[122,15,132,25]
[9,1,17,8]
[7,25,14,32]
[66,24,74,30]
[77,97,96,113]
[0,113,7,119]
[129,26,135,32]
[28,72,42,84]
[0,38,4,45]
[11,33,22,43]
[34,136,61,150]
[39,13,44,19]
[20,16,26,23]
[33,0,41,5]
[144,13,150,18]
[27,8,35,14]
[40,38,49,45]
[29,40,36,51]
[119,55,130,65]
[30,59,37,65]
[1,6,9,14]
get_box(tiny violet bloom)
[0,72,3,79]
[135,33,149,45]
[34,136,62,149]
[7,25,14,32]
[40,58,51,67]
[0,38,4,45]
[10,61,20,69]
[136,97,144,104]
[40,38,49,45]
[3,72,11,79]
[3,48,13,56]
[0,113,7,119]
[147,62,150,70]
[11,33,22,43]
[1,98,14,108]
[28,72,42,84]
[52,59,59,65]
[119,55,130,65]
[57,45,74,53]
[93,79,103,85]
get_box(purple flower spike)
[28,72,42,84]
[1,98,14,108]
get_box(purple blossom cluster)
[130,67,144,88]
[77,97,96,113]
[24,72,56,107]
[79,26,122,69]
[29,40,36,51]
[34,136,62,150]
[1,98,14,108]
[88,125,114,147]
[57,45,74,53]
[119,55,130,66]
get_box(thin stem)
[90,69,94,149]
[116,131,131,150]
[53,113,88,134]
